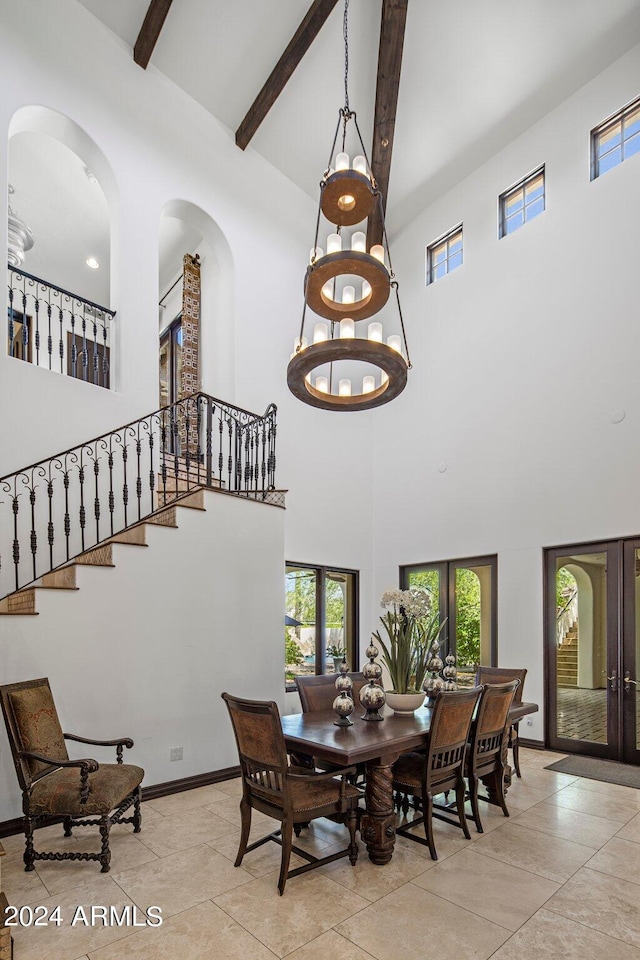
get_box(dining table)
[281,699,538,865]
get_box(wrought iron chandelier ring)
[304,250,390,321]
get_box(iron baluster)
[102,438,115,537]
[147,418,156,514]
[160,410,168,506]
[12,490,20,592]
[135,433,142,521]
[34,298,40,365]
[46,467,56,571]
[46,301,53,370]
[63,464,71,560]
[21,289,28,358]
[227,418,234,489]
[184,401,192,488]
[90,447,101,544]
[121,438,129,529]
[102,321,108,386]
[8,286,15,356]
[81,313,88,382]
[196,398,203,484]
[206,398,213,487]
[70,312,77,378]
[58,305,64,373]
[218,413,224,479]
[92,318,99,385]
[78,459,86,553]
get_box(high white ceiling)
[76,0,640,234]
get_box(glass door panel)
[325,569,356,673]
[546,543,619,758]
[622,542,640,764]
[403,555,497,684]
[285,566,317,683]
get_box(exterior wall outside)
[0,490,286,822]
[369,43,640,743]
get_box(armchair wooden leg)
[63,816,73,838]
[278,819,294,896]
[346,809,358,866]
[99,817,111,873]
[23,816,35,872]
[132,785,142,834]
[234,798,252,867]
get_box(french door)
[546,540,640,763]
[401,555,497,685]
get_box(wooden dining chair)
[221,692,361,895]
[466,680,519,832]
[295,673,368,782]
[295,672,368,712]
[393,686,482,860]
[476,666,527,777]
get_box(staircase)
[557,621,578,686]
[0,490,208,615]
[0,392,280,608]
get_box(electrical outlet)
[170,747,183,761]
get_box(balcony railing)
[7,264,115,389]
[0,393,278,601]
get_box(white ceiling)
[76,0,640,234]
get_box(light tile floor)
[3,749,640,959]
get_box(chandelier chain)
[343,0,350,115]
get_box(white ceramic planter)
[385,691,425,715]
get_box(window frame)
[425,224,463,286]
[285,561,359,691]
[499,165,545,239]
[591,94,640,181]
[400,554,498,670]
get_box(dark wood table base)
[359,753,399,865]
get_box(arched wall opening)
[158,200,234,406]
[7,106,117,387]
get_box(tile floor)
[2,748,640,960]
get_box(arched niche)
[158,199,234,404]
[8,106,116,309]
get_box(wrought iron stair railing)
[0,393,277,601]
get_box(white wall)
[0,490,286,821]
[0,1,375,753]
[370,44,640,741]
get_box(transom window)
[426,225,463,285]
[499,167,545,238]
[285,563,358,689]
[591,96,640,180]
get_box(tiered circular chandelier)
[287,0,411,412]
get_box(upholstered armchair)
[0,678,144,873]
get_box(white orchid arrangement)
[374,588,446,694]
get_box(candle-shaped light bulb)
[327,233,341,254]
[370,244,385,264]
[339,378,352,397]
[353,155,367,177]
[368,322,383,342]
[335,152,349,171]
[310,246,323,263]
[387,334,401,352]
[362,375,375,394]
[351,231,366,253]
[322,280,334,300]
[316,376,329,393]
[340,318,355,339]
[342,285,355,304]
[381,371,389,385]
[313,322,328,344]
[293,336,308,353]
[361,279,371,299]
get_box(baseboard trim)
[519,737,545,750]
[141,765,240,801]
[0,765,241,839]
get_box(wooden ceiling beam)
[366,0,408,248]
[134,0,175,69]
[236,0,340,151]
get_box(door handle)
[624,672,638,692]
[606,672,618,691]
